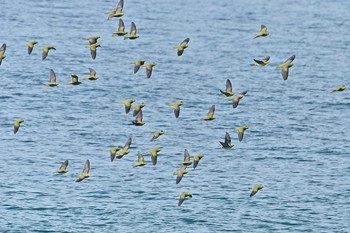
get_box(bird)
[107,0,124,20]
[249,184,264,197]
[254,25,269,38]
[235,126,249,142]
[251,56,270,66]
[146,147,161,165]
[132,110,145,126]
[220,79,234,96]
[179,149,192,166]
[115,146,130,159]
[0,43,6,65]
[26,41,38,55]
[200,105,216,120]
[168,101,184,118]
[131,59,146,74]
[331,85,346,92]
[76,160,91,182]
[142,63,157,78]
[219,132,234,149]
[178,192,192,206]
[85,44,101,60]
[133,152,148,168]
[228,94,244,109]
[276,55,296,80]
[55,160,69,173]
[176,38,190,56]
[82,36,100,45]
[120,99,135,114]
[173,166,189,184]
[124,22,139,40]
[131,102,145,117]
[11,119,24,134]
[112,19,128,36]
[67,74,82,85]
[43,69,59,87]
[40,46,56,60]
[192,155,204,169]
[83,67,99,80]
[107,146,122,162]
[150,130,165,141]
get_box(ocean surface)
[1,0,350,232]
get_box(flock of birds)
[1,0,347,207]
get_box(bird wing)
[177,49,184,56]
[207,105,215,118]
[260,24,267,33]
[176,173,183,184]
[90,48,97,60]
[118,19,125,32]
[13,125,20,134]
[28,46,34,55]
[285,55,296,63]
[225,132,231,144]
[174,107,180,118]
[138,152,144,163]
[146,66,153,78]
[0,43,6,53]
[42,50,48,60]
[263,56,270,62]
[238,131,244,142]
[88,67,96,77]
[181,38,190,46]
[151,154,157,165]
[136,110,143,122]
[232,97,240,108]
[134,63,141,74]
[193,159,199,168]
[253,59,264,65]
[83,160,90,174]
[59,160,69,171]
[250,190,258,197]
[124,137,132,148]
[116,0,124,12]
[110,150,116,162]
[50,69,57,83]
[282,67,289,80]
[184,149,190,161]
[130,22,137,37]
[226,79,232,93]
[178,197,185,206]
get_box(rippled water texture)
[1,0,350,232]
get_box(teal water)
[1,0,350,232]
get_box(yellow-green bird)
[132,102,145,117]
[254,25,269,38]
[116,146,130,159]
[85,44,101,60]
[220,79,234,96]
[40,46,56,60]
[11,119,24,134]
[82,36,100,45]
[146,147,162,165]
[179,149,192,166]
[142,62,157,78]
[178,192,192,206]
[168,101,184,118]
[235,125,249,142]
[192,155,204,169]
[331,85,346,92]
[132,110,145,126]
[107,0,124,20]
[83,67,99,80]
[44,69,59,87]
[120,99,135,114]
[251,56,270,66]
[150,130,165,141]
[249,184,263,197]
[228,94,244,109]
[107,146,122,162]
[200,105,216,120]
[176,38,190,56]
[219,132,234,149]
[133,152,148,168]
[276,55,296,80]
[56,160,69,173]
[124,22,139,40]
[173,166,189,184]
[67,74,82,85]
[76,160,91,182]
[26,41,38,55]
[131,59,146,74]
[112,19,128,37]
[0,43,6,65]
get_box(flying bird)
[276,55,296,80]
[132,110,145,126]
[200,105,216,120]
[82,36,100,45]
[67,74,82,85]
[120,99,135,114]
[168,101,184,118]
[192,155,204,169]
[254,25,269,38]
[11,119,24,134]
[251,56,270,66]
[235,126,249,142]
[150,130,165,141]
[83,67,99,80]
[44,69,59,87]
[112,19,128,36]
[249,184,264,197]
[0,43,6,65]
[176,38,190,56]
[228,94,244,109]
[124,22,139,40]
[55,160,69,173]
[76,160,91,182]
[85,43,101,60]
[179,149,192,166]
[146,147,161,165]
[115,146,130,159]
[133,152,148,167]
[108,146,122,162]
[40,46,56,60]
[220,79,234,96]
[142,63,157,78]
[178,192,192,206]
[131,59,146,74]
[131,102,145,117]
[331,85,346,92]
[173,166,189,184]
[26,41,38,55]
[107,0,124,20]
[219,132,234,149]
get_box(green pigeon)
[112,19,128,36]
[142,63,157,78]
[83,67,99,80]
[168,101,184,118]
[173,166,189,184]
[0,43,6,65]
[124,22,139,40]
[11,119,24,134]
[251,56,270,66]
[82,36,100,45]
[254,25,269,38]
[26,41,38,55]
[116,146,130,159]
[131,102,145,117]
[331,85,346,93]
[235,125,249,142]
[131,59,146,74]
[276,55,296,80]
[219,132,234,149]
[150,130,165,141]
[56,160,69,173]
[178,192,192,206]
[192,155,204,169]
[120,99,135,114]
[179,149,192,166]
[107,146,122,162]
[132,110,145,126]
[76,160,91,182]
[200,105,216,120]
[67,74,82,85]
[228,94,244,109]
[85,43,101,60]
[40,46,56,60]
[146,147,161,165]
[249,184,263,197]
[220,79,234,96]
[133,152,148,168]
[176,38,190,56]
[107,0,124,20]
[44,69,59,87]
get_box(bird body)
[173,166,189,184]
[251,56,270,66]
[115,146,130,159]
[120,99,135,114]
[235,126,249,142]
[249,184,263,197]
[254,25,269,38]
[11,119,24,134]
[131,59,146,74]
[56,160,69,173]
[142,63,157,78]
[331,85,346,92]
[82,36,100,45]
[40,46,56,60]
[146,147,161,165]
[85,44,101,60]
[150,130,165,141]
[276,55,295,80]
[220,132,234,149]
[178,192,192,206]
[133,152,148,167]
[176,38,190,56]
[168,101,184,118]
[26,41,38,55]
[67,74,82,85]
[112,19,128,36]
[200,105,216,120]
[44,69,59,87]
[108,146,122,162]
[76,160,91,182]
[192,155,204,169]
